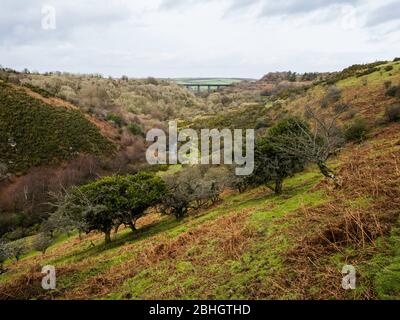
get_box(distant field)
[173,78,252,85]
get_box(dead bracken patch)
[0,265,79,300]
[59,209,255,299]
[267,123,400,299]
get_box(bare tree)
[0,239,10,273]
[32,233,53,254]
[161,166,225,219]
[7,239,27,262]
[0,161,9,182]
[271,106,346,187]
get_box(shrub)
[384,65,394,72]
[344,119,369,142]
[394,57,400,62]
[106,113,124,127]
[23,83,52,98]
[145,77,158,85]
[128,123,142,136]
[384,104,400,123]
[161,167,225,219]
[386,85,400,98]
[356,67,379,77]
[32,233,53,254]
[384,81,392,90]
[7,238,28,262]
[321,86,341,108]
[0,240,10,271]
[333,103,350,114]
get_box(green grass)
[102,169,329,299]
[1,163,398,299]
[337,61,400,88]
[360,226,400,299]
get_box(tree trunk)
[317,161,341,188]
[128,217,138,232]
[274,179,283,194]
[104,230,111,244]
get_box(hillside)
[0,81,115,174]
[0,60,399,300]
[0,123,399,299]
[0,80,132,239]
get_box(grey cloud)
[159,0,360,16]
[159,0,206,10]
[366,1,400,27]
[0,0,132,45]
[259,0,359,17]
[227,0,260,12]
[159,0,258,11]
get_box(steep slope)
[0,61,399,300]
[0,122,398,299]
[0,81,116,175]
[186,60,400,131]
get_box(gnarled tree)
[249,117,309,194]
[271,106,345,187]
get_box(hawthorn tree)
[248,117,309,194]
[51,173,165,244]
[160,166,225,220]
[7,239,27,262]
[32,233,53,254]
[119,173,167,231]
[270,106,345,187]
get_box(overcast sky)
[0,0,399,78]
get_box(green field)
[173,78,251,85]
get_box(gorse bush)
[322,61,387,84]
[384,104,400,123]
[23,83,52,98]
[384,65,394,72]
[344,119,369,143]
[385,85,400,98]
[128,123,143,136]
[384,81,392,89]
[321,85,341,108]
[106,113,125,127]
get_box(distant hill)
[172,78,254,85]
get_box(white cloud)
[0,0,399,78]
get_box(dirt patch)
[0,265,79,300]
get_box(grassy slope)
[1,121,399,300]
[283,60,400,123]
[0,81,115,173]
[1,62,399,300]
